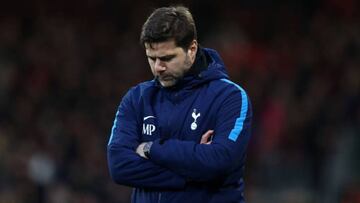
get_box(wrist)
[143,141,153,158]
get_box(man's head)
[140,6,198,87]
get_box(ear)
[188,40,198,62]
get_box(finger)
[200,130,213,143]
[200,130,214,144]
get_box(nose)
[154,59,166,72]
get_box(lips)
[159,75,173,81]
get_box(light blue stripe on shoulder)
[108,110,120,146]
[220,79,249,142]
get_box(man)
[107,6,252,203]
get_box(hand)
[200,130,214,144]
[136,142,147,159]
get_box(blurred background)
[0,0,359,202]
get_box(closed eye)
[159,55,175,62]
[147,55,176,62]
[148,56,156,61]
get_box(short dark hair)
[140,6,197,50]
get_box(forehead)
[145,40,184,56]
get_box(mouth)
[159,75,174,81]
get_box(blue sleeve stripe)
[220,79,249,142]
[108,110,119,146]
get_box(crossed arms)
[107,88,251,189]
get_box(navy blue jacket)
[107,48,252,203]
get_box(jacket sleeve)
[149,84,252,182]
[107,89,186,189]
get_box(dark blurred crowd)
[0,0,359,203]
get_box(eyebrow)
[147,54,176,61]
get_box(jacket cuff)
[148,139,165,163]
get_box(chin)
[160,80,176,87]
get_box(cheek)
[148,59,154,66]
[169,58,185,71]
[166,62,181,74]
[148,60,155,72]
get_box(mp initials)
[143,124,156,135]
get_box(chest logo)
[191,109,201,130]
[143,116,156,136]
